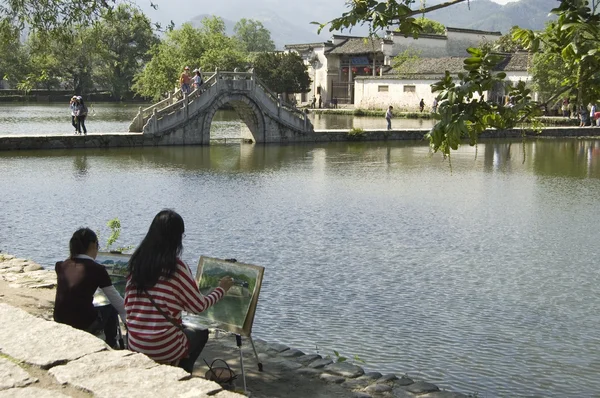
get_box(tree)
[414,17,445,35]
[133,17,247,100]
[479,27,525,53]
[21,29,100,93]
[0,19,29,85]
[530,49,572,105]
[233,19,275,52]
[391,48,421,74]
[0,0,117,32]
[513,2,600,109]
[93,5,158,99]
[251,52,310,94]
[318,0,597,157]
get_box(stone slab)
[278,348,305,358]
[342,377,372,390]
[0,358,37,390]
[0,304,107,368]
[308,358,333,369]
[49,350,159,385]
[379,373,399,382]
[363,371,382,380]
[364,383,393,393]
[396,375,415,386]
[266,343,290,353]
[268,358,303,371]
[295,354,321,365]
[0,387,70,398]
[60,365,226,397]
[23,264,43,272]
[325,362,365,378]
[391,389,418,398]
[296,367,322,377]
[421,392,469,398]
[320,373,345,384]
[404,381,440,394]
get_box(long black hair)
[69,228,98,259]
[128,209,184,293]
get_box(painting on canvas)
[188,256,264,336]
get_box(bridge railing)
[129,72,219,132]
[130,69,311,134]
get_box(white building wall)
[355,78,437,111]
[445,30,500,57]
[505,71,531,84]
[388,36,448,60]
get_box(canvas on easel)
[94,252,130,301]
[188,256,264,337]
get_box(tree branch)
[404,0,470,19]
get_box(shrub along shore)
[0,252,472,397]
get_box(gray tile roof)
[386,53,529,76]
[284,42,333,52]
[496,52,531,71]
[326,37,384,55]
[392,57,466,74]
[446,27,502,36]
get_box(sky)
[135,0,521,33]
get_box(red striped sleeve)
[124,258,225,364]
[173,259,224,314]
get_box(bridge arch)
[132,71,313,144]
[201,92,266,143]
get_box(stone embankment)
[0,254,470,398]
[1,127,600,151]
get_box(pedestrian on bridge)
[180,66,192,95]
[192,68,203,91]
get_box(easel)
[193,256,266,396]
[212,329,263,395]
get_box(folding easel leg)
[249,336,263,371]
[236,334,247,394]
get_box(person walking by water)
[561,98,570,118]
[590,103,597,127]
[432,98,438,113]
[419,98,425,112]
[385,106,393,130]
[75,96,88,135]
[179,66,192,95]
[69,96,79,134]
[579,105,590,127]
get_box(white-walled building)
[354,53,533,110]
[284,27,503,106]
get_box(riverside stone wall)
[0,127,599,151]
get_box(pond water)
[1,135,600,397]
[0,103,435,136]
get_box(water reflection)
[73,155,88,177]
[5,139,600,179]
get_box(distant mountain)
[428,0,556,33]
[141,0,555,47]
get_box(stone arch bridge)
[129,70,314,144]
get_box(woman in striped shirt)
[125,210,233,373]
